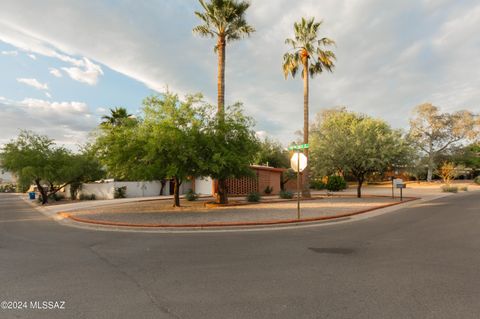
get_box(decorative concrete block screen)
[226,176,258,195]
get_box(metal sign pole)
[289,144,308,221]
[297,149,300,220]
[392,177,395,199]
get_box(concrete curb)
[59,196,420,229]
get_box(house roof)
[250,165,286,173]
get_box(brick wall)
[224,167,283,195]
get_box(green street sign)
[288,144,309,150]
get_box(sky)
[0,0,479,149]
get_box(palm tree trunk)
[302,60,311,198]
[217,36,226,119]
[216,36,228,204]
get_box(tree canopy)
[100,107,136,127]
[203,102,260,203]
[254,138,289,168]
[283,17,336,80]
[310,108,409,197]
[93,91,259,206]
[141,93,208,206]
[193,0,255,49]
[1,131,104,204]
[408,103,478,181]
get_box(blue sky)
[0,0,479,148]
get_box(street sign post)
[392,178,405,200]
[290,153,307,173]
[289,144,309,220]
[288,143,309,151]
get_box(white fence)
[65,180,193,200]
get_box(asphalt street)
[0,192,479,319]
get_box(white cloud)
[96,107,107,114]
[49,68,62,77]
[1,50,17,56]
[0,97,97,147]
[16,78,48,90]
[21,98,88,113]
[0,20,103,86]
[45,92,52,98]
[61,57,103,85]
[27,53,36,60]
[0,1,479,144]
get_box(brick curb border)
[59,196,420,229]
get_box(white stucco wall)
[80,183,115,200]
[114,181,168,198]
[195,177,213,195]
[65,179,194,200]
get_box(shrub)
[264,186,273,195]
[80,193,96,200]
[39,193,64,202]
[114,186,127,199]
[441,185,458,193]
[326,176,347,192]
[279,190,293,199]
[460,186,468,192]
[0,184,16,193]
[310,180,326,190]
[49,193,65,201]
[247,192,261,202]
[185,189,198,201]
[474,176,480,185]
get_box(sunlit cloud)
[16,78,48,90]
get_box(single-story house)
[193,165,285,196]
[63,165,286,200]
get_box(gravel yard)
[67,195,403,226]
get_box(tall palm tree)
[193,0,254,204]
[283,17,336,197]
[193,0,255,119]
[101,107,134,127]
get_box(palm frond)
[283,16,336,79]
[193,0,254,47]
[282,52,300,79]
[193,25,216,37]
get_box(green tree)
[93,115,145,181]
[310,109,409,198]
[101,107,135,127]
[1,131,104,204]
[193,0,255,118]
[141,93,209,207]
[283,17,336,197]
[203,102,260,204]
[94,92,208,207]
[254,138,289,168]
[408,103,478,182]
[452,143,480,170]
